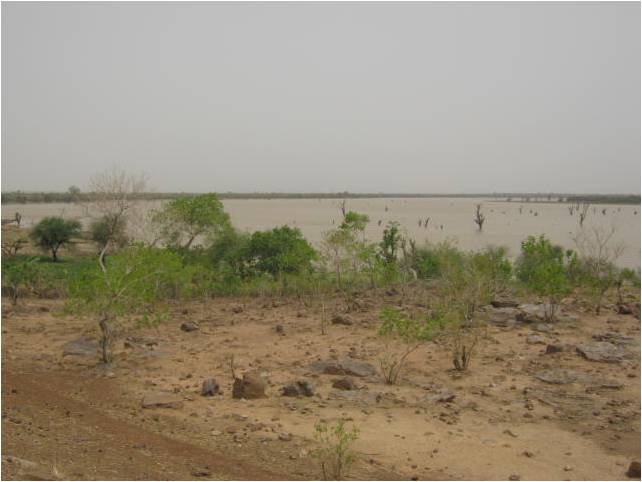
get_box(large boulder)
[576,342,630,363]
[232,371,267,399]
[309,358,377,378]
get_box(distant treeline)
[1,191,640,205]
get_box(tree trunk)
[99,318,113,364]
[51,248,58,262]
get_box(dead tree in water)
[338,200,347,219]
[474,204,486,231]
[578,203,590,227]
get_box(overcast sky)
[2,2,640,193]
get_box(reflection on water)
[3,197,640,267]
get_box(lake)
[3,198,640,267]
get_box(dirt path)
[2,369,280,480]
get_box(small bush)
[516,235,577,321]
[313,420,359,481]
[29,216,82,262]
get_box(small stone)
[332,377,357,391]
[526,334,546,345]
[522,451,534,458]
[331,314,354,326]
[564,465,573,472]
[180,321,200,332]
[201,378,220,397]
[141,392,184,409]
[278,432,292,442]
[275,325,285,334]
[282,380,315,397]
[509,475,520,481]
[191,467,212,477]
[231,305,243,313]
[545,344,564,354]
[232,371,267,399]
[627,461,641,478]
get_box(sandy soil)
[2,289,640,480]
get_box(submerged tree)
[474,204,486,231]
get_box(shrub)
[90,214,129,252]
[68,244,191,363]
[241,225,317,279]
[516,235,577,321]
[313,420,359,481]
[409,240,465,280]
[29,216,81,261]
[152,193,231,250]
[377,306,436,384]
[2,257,38,304]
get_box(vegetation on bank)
[2,190,639,205]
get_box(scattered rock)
[275,325,285,334]
[331,314,354,326]
[491,299,519,308]
[278,432,293,441]
[516,304,547,323]
[62,338,97,357]
[282,380,315,397]
[201,378,220,397]
[309,358,377,378]
[191,468,212,477]
[485,307,520,327]
[232,371,267,399]
[141,392,184,409]
[626,461,641,478]
[231,304,244,314]
[429,390,456,403]
[534,369,584,385]
[509,474,521,481]
[576,342,629,363]
[592,332,636,346]
[545,344,564,354]
[332,377,357,390]
[180,321,200,332]
[617,304,634,315]
[534,323,553,333]
[526,334,546,345]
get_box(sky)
[1,2,640,194]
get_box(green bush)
[29,216,82,261]
[90,214,129,251]
[516,235,577,320]
[410,240,466,279]
[313,420,359,481]
[2,257,38,304]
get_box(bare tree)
[578,202,590,227]
[474,204,486,231]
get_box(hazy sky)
[2,2,640,193]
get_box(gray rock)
[428,389,456,403]
[545,344,564,354]
[332,377,357,390]
[534,323,553,333]
[141,392,184,409]
[331,314,354,326]
[201,378,220,397]
[516,304,547,323]
[534,369,584,385]
[526,334,547,345]
[592,332,636,346]
[282,380,315,397]
[485,307,520,327]
[626,461,641,478]
[180,321,200,332]
[491,299,519,308]
[309,358,377,378]
[62,338,97,357]
[576,342,629,363]
[232,371,267,399]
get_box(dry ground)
[2,287,640,480]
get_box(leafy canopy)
[29,216,81,261]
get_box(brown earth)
[2,288,640,480]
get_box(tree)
[474,204,486,231]
[29,217,81,261]
[2,257,38,305]
[380,221,402,265]
[152,193,231,250]
[69,244,190,363]
[90,214,129,252]
[516,235,577,321]
[240,225,316,278]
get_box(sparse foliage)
[313,420,359,481]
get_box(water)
[3,198,640,267]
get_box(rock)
[509,474,520,481]
[534,369,583,385]
[534,323,553,333]
[545,344,564,354]
[231,304,243,313]
[331,314,354,326]
[429,390,456,403]
[526,334,546,345]
[576,342,629,363]
[332,377,357,390]
[201,378,220,397]
[282,380,315,397]
[626,461,641,478]
[180,321,200,332]
[191,468,212,477]
[232,371,266,399]
[485,307,520,327]
[275,324,285,334]
[141,392,184,409]
[617,304,634,315]
[516,304,547,323]
[592,332,636,346]
[309,359,377,378]
[62,338,97,357]
[2,455,55,480]
[491,299,519,308]
[278,432,293,441]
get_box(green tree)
[152,194,231,250]
[90,214,129,252]
[2,257,38,305]
[516,235,577,321]
[68,244,190,363]
[241,225,316,278]
[29,217,81,262]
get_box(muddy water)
[3,198,640,267]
